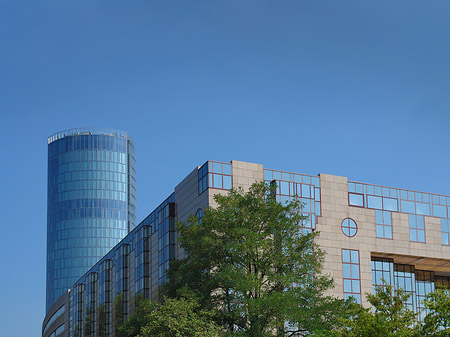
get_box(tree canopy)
[119,297,222,337]
[340,284,419,337]
[166,182,346,336]
[421,286,450,336]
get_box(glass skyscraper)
[46,128,136,312]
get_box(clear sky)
[1,1,450,335]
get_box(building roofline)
[47,127,132,144]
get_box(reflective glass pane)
[213,174,222,189]
[356,184,364,193]
[280,181,289,195]
[343,279,352,292]
[302,184,310,198]
[384,211,391,225]
[417,216,424,229]
[315,188,320,201]
[418,231,425,242]
[348,182,355,192]
[351,250,359,263]
[401,200,415,213]
[442,219,449,232]
[273,171,281,180]
[368,195,383,209]
[434,205,447,218]
[223,175,232,189]
[342,250,351,263]
[223,164,232,175]
[375,210,383,224]
[390,189,397,198]
[349,193,364,206]
[416,202,430,216]
[343,227,350,236]
[212,162,222,173]
[376,225,384,238]
[383,197,398,211]
[385,226,392,239]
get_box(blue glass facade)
[47,128,136,312]
[70,193,175,337]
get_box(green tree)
[167,182,345,336]
[421,286,450,336]
[119,299,155,337]
[340,284,419,337]
[119,297,222,337]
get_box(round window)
[341,218,357,237]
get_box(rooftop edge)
[47,127,132,144]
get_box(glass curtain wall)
[47,128,136,312]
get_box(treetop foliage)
[166,182,346,336]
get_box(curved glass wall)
[46,128,136,312]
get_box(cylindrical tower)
[46,128,136,312]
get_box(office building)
[43,159,450,337]
[46,128,136,313]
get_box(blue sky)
[1,1,450,335]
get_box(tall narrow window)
[394,264,416,311]
[375,210,392,239]
[409,214,425,243]
[342,249,361,303]
[198,163,208,195]
[416,270,434,321]
[441,219,450,245]
[196,208,203,224]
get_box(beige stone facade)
[222,160,450,308]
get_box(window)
[209,161,232,190]
[299,213,315,235]
[341,218,357,237]
[371,257,394,290]
[349,193,364,207]
[441,219,450,245]
[196,208,203,224]
[198,163,208,195]
[371,257,450,321]
[375,210,392,239]
[43,305,65,336]
[342,249,361,303]
[409,214,425,242]
[416,270,434,321]
[394,264,416,311]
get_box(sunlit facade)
[46,128,136,313]
[43,159,450,337]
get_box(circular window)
[341,218,358,237]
